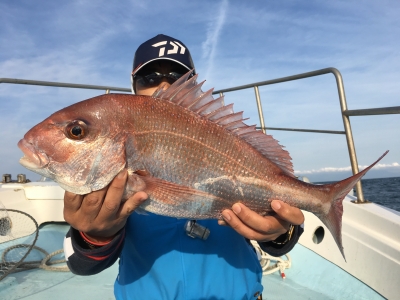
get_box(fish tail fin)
[319,151,389,261]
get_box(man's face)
[134,60,188,96]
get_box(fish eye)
[65,120,88,140]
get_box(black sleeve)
[63,227,125,275]
[257,224,304,257]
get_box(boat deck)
[0,223,384,300]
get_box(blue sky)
[1,0,399,182]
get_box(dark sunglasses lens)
[135,72,184,88]
[167,72,183,81]
[136,74,161,88]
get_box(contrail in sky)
[202,0,228,80]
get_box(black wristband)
[258,224,304,257]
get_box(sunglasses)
[134,72,185,88]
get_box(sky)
[0,0,399,183]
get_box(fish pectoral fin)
[137,175,226,207]
[133,169,151,176]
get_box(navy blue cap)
[132,34,195,76]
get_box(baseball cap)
[132,34,195,77]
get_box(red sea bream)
[18,72,388,259]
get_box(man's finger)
[217,219,228,226]
[230,203,276,233]
[97,169,129,220]
[118,191,148,218]
[221,209,269,241]
[271,200,305,225]
[107,169,128,194]
[64,191,84,212]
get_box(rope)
[0,208,69,281]
[0,209,39,280]
[1,244,69,273]
[41,249,69,272]
[251,240,292,279]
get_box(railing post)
[219,92,224,105]
[254,86,266,134]
[331,69,366,203]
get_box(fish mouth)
[18,139,49,169]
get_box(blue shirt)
[114,212,263,299]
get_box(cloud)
[295,162,400,175]
[1,0,399,182]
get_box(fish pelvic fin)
[133,171,231,219]
[319,150,389,261]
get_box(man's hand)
[218,200,304,242]
[63,169,148,243]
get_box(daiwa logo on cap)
[131,34,195,84]
[152,41,186,57]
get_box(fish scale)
[129,100,257,182]
[18,70,388,259]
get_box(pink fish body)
[18,72,388,259]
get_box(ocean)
[358,176,400,212]
[319,176,400,212]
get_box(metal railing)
[2,68,399,202]
[213,67,400,203]
[0,78,131,93]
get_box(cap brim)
[132,57,194,76]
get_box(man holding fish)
[60,34,305,299]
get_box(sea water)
[359,176,400,212]
[318,177,400,212]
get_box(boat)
[1,68,399,299]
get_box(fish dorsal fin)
[152,70,294,177]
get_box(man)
[64,34,304,299]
